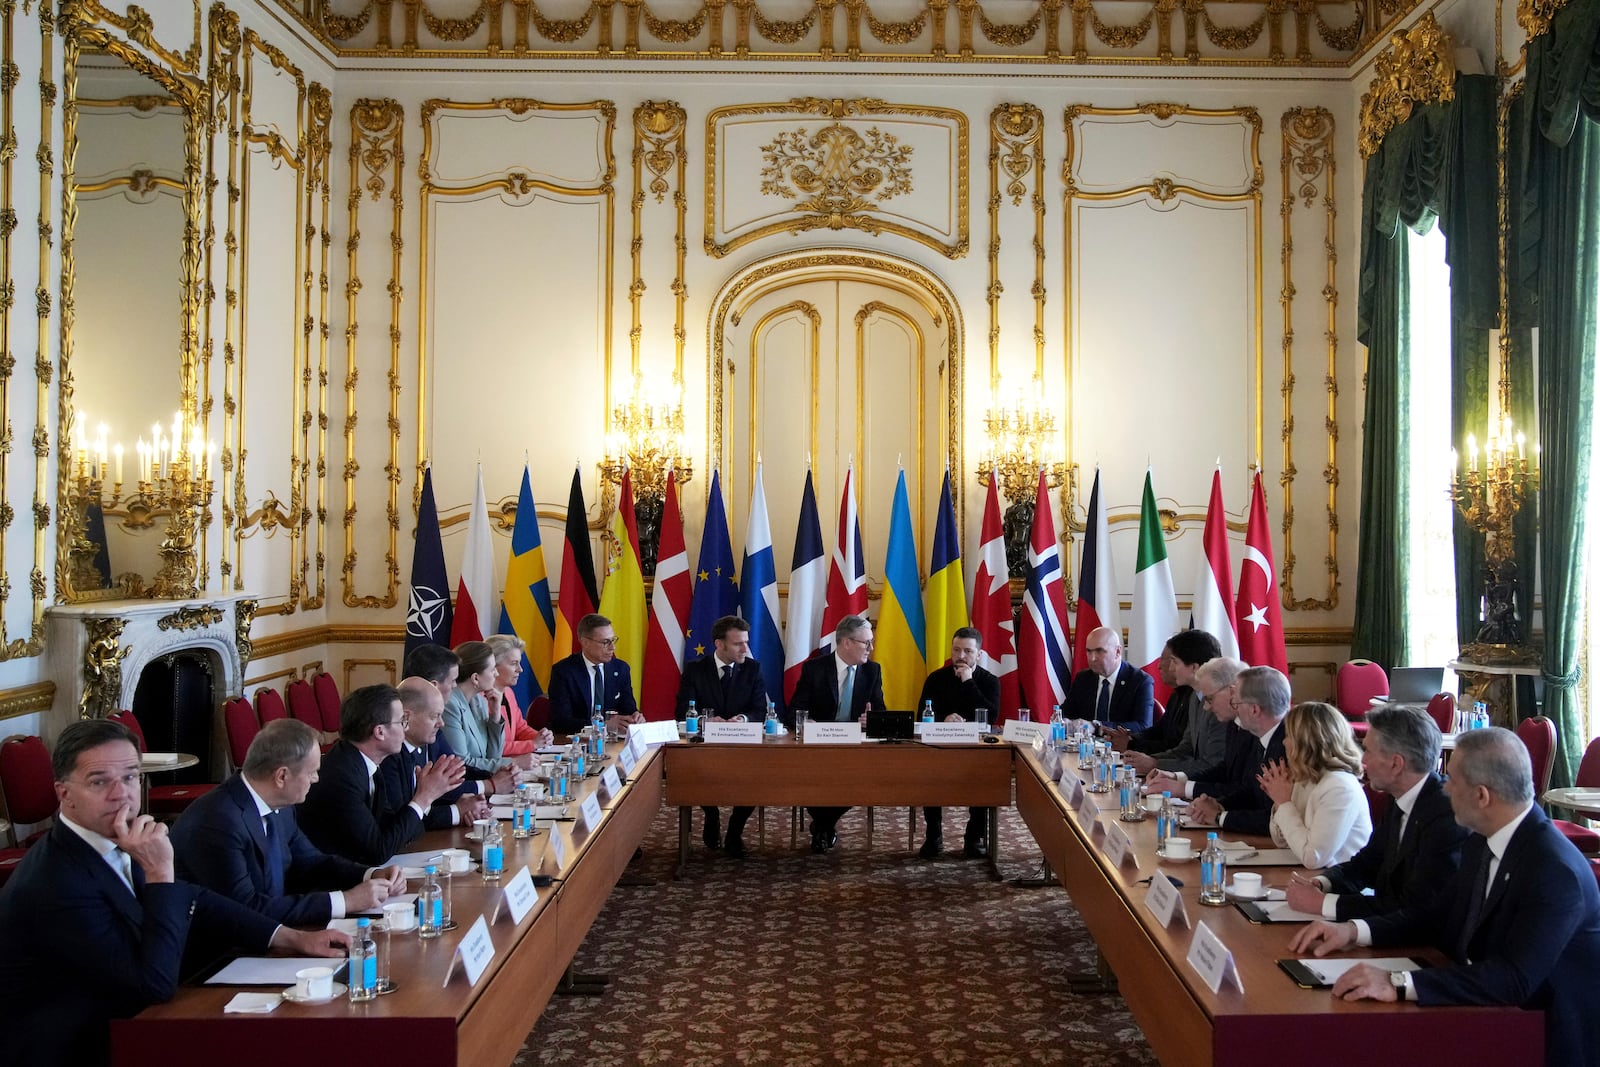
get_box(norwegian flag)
[971,476,1019,718]
[1016,471,1071,718]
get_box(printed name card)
[1076,788,1101,831]
[1042,747,1063,781]
[579,793,604,833]
[919,722,984,744]
[1103,822,1139,869]
[1187,921,1245,994]
[630,720,680,747]
[600,765,623,798]
[493,866,537,925]
[618,743,639,776]
[806,722,863,745]
[1002,720,1049,745]
[1143,872,1189,929]
[548,826,568,871]
[444,915,496,988]
[1066,775,1085,804]
[704,721,764,744]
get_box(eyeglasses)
[585,636,618,647]
[1200,684,1236,708]
[383,716,410,729]
[70,771,144,794]
[845,636,874,648]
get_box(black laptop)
[865,709,915,741]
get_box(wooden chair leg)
[867,806,875,847]
[908,807,916,849]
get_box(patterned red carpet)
[520,804,1158,1066]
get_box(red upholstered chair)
[1425,692,1456,735]
[223,697,260,771]
[108,710,216,816]
[286,679,322,729]
[1553,736,1600,856]
[1514,715,1558,798]
[0,847,25,887]
[1335,660,1389,724]
[311,672,342,733]
[1151,698,1165,726]
[1591,858,1600,892]
[525,695,551,732]
[255,687,289,723]
[0,735,57,846]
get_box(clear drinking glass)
[372,918,395,994]
[794,707,809,742]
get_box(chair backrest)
[1424,692,1456,735]
[525,694,551,732]
[1576,736,1600,789]
[1334,660,1389,722]
[285,679,321,729]
[1591,858,1600,893]
[0,735,58,827]
[223,697,260,770]
[1150,698,1165,725]
[311,672,342,733]
[1514,715,1558,797]
[255,687,288,723]
[107,709,148,752]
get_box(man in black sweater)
[916,627,1001,859]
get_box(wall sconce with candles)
[65,408,216,598]
[598,373,693,575]
[977,376,1068,578]
[1449,405,1539,651]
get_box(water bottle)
[570,740,586,779]
[1091,743,1110,793]
[417,865,443,939]
[592,706,606,735]
[1050,705,1066,747]
[348,917,377,1001]
[686,699,699,737]
[1157,791,1176,844]
[764,701,780,735]
[1118,767,1141,820]
[551,757,568,801]
[1199,832,1227,906]
[921,700,934,724]
[481,817,504,884]
[1077,729,1093,769]
[512,782,533,838]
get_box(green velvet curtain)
[1517,2,1600,786]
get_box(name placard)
[1103,822,1139,869]
[444,915,495,988]
[1187,920,1245,994]
[548,827,568,871]
[579,793,604,833]
[1003,720,1049,745]
[704,721,764,745]
[1066,776,1085,804]
[1077,788,1101,828]
[630,720,680,747]
[600,765,623,798]
[1042,747,1063,781]
[806,722,863,745]
[618,743,639,776]
[496,867,537,925]
[1144,872,1189,929]
[919,722,984,744]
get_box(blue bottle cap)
[357,917,371,927]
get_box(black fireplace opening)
[131,649,216,785]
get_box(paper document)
[206,957,348,986]
[1224,848,1303,866]
[1297,957,1420,984]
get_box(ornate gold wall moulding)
[75,0,203,75]
[0,680,55,722]
[341,657,397,690]
[342,97,403,610]
[1356,11,1455,160]
[205,2,241,593]
[706,97,968,260]
[302,81,332,613]
[1278,106,1340,613]
[156,603,224,631]
[235,596,256,668]
[631,100,688,383]
[77,614,127,719]
[987,102,1045,388]
[1517,0,1569,41]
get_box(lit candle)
[1515,432,1526,461]
[1467,434,1478,472]
[1451,448,1458,474]
[114,443,124,484]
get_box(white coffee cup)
[295,965,334,999]
[441,847,472,872]
[1142,794,1163,813]
[471,818,493,839]
[1162,836,1193,860]
[1231,872,1263,898]
[383,900,417,932]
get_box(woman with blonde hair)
[485,632,553,755]
[1258,701,1372,869]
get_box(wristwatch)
[1389,970,1407,1000]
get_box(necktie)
[838,665,856,721]
[1095,678,1111,722]
[111,847,135,894]
[722,663,733,682]
[262,811,287,897]
[592,664,604,712]
[1455,844,1493,961]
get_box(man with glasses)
[1145,656,1246,797]
[0,719,348,1066]
[548,613,644,735]
[789,614,886,852]
[377,677,498,831]
[1179,665,1291,835]
[298,684,467,865]
[1113,629,1222,770]
[1123,636,1229,779]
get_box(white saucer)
[1225,885,1267,901]
[1155,848,1195,863]
[464,831,483,841]
[282,981,347,1004]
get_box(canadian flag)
[1235,471,1288,674]
[971,477,1019,717]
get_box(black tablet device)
[865,709,915,740]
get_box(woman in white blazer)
[1259,701,1372,869]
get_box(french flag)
[783,469,827,701]
[1071,467,1120,674]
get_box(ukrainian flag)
[498,465,555,700]
[924,469,968,666]
[876,469,927,711]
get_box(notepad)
[206,957,348,986]
[1277,956,1426,988]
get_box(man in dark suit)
[173,719,400,933]
[297,684,468,865]
[0,719,347,1067]
[1285,703,1467,920]
[917,626,1001,859]
[675,615,770,858]
[1062,626,1154,730]
[1291,727,1600,1067]
[1115,628,1222,765]
[547,613,643,735]
[1182,665,1289,836]
[789,614,886,852]
[376,677,501,831]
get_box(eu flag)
[685,469,738,662]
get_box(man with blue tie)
[789,614,887,853]
[0,719,348,1067]
[547,613,644,735]
[172,719,400,930]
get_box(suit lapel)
[229,776,271,864]
[55,824,142,927]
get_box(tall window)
[1404,225,1459,669]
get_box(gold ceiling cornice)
[1356,11,1455,160]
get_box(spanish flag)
[876,468,926,711]
[597,467,646,706]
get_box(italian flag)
[1128,470,1179,699]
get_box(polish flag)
[971,477,1019,718]
[819,464,868,651]
[1236,471,1288,674]
[1190,468,1240,658]
[448,466,496,645]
